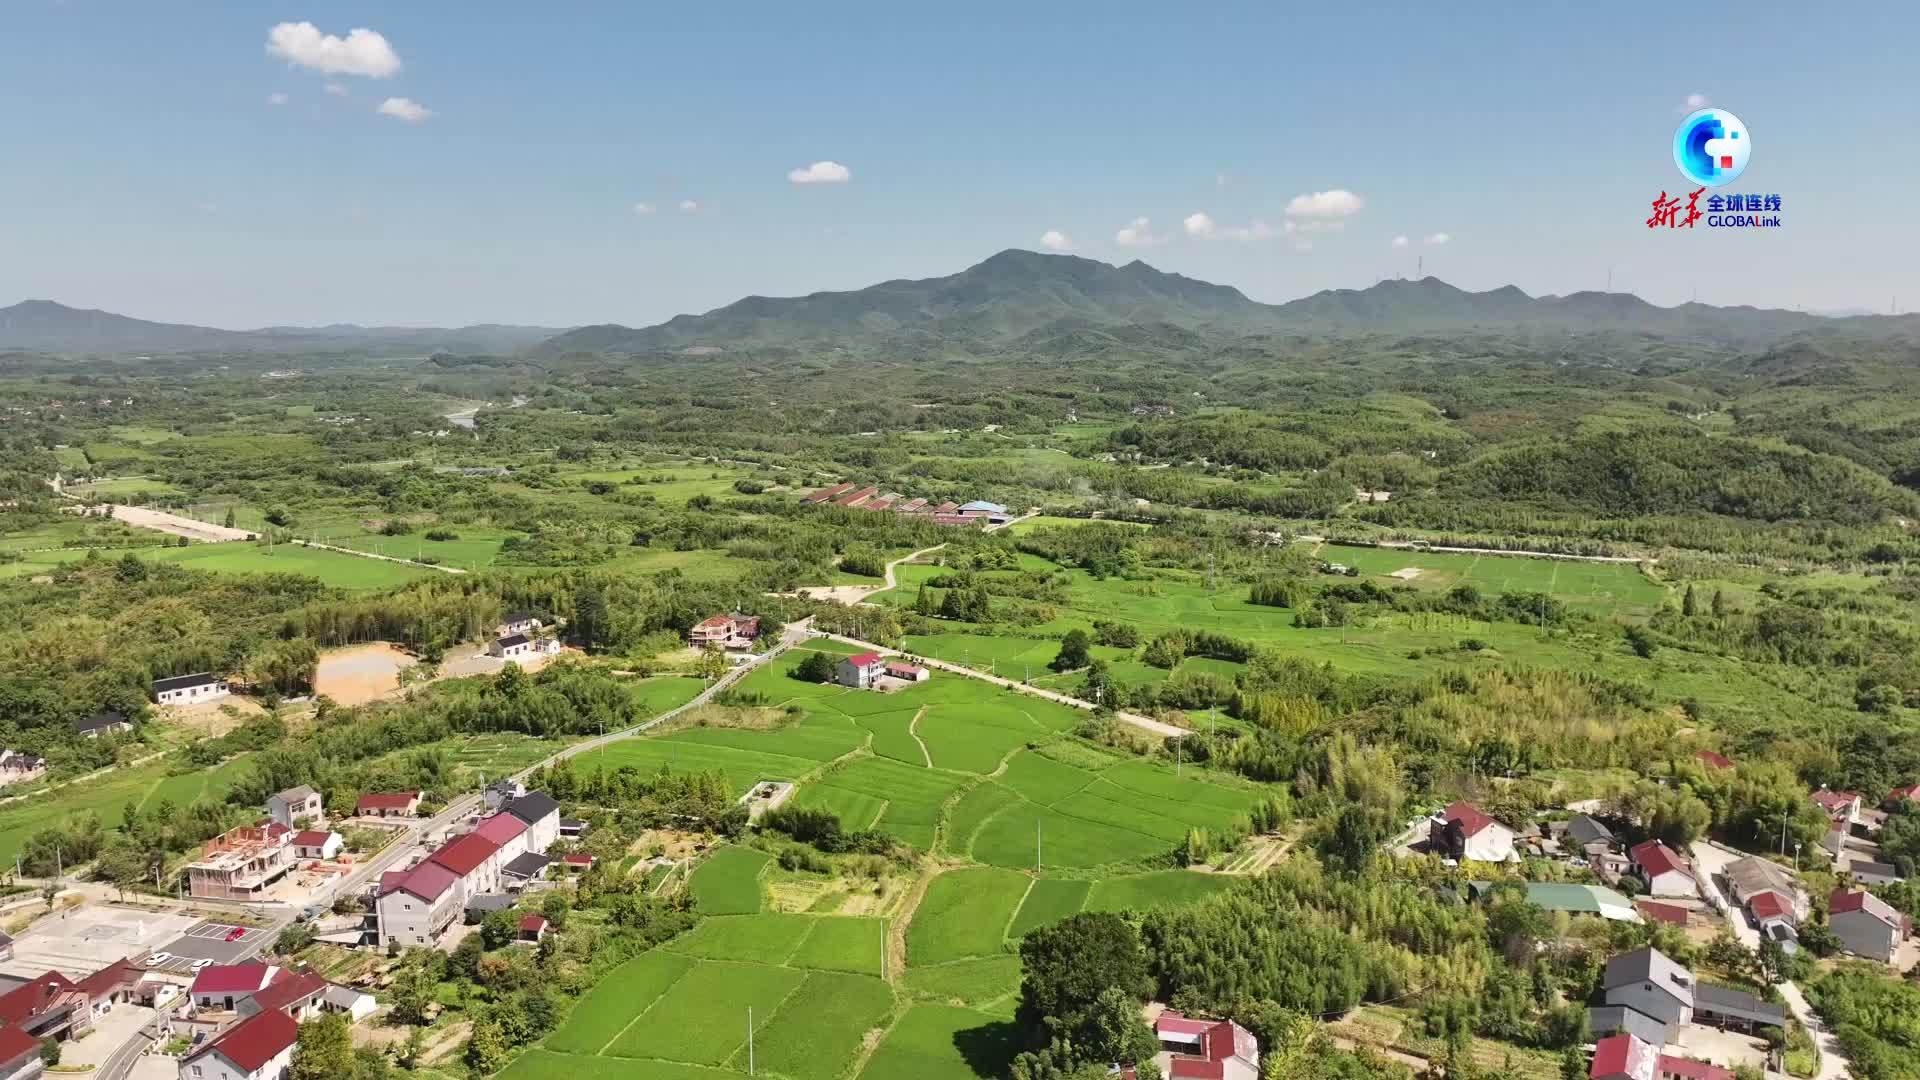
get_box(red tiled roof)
[292,830,334,848]
[0,972,79,1025]
[804,483,853,503]
[1888,784,1920,804]
[384,861,458,903]
[562,852,594,865]
[472,813,528,847]
[1747,891,1791,921]
[1169,1061,1225,1079]
[1630,840,1691,881]
[191,963,273,996]
[1832,889,1899,925]
[1655,1055,1734,1080]
[519,915,547,932]
[429,832,501,877]
[1591,1033,1656,1080]
[186,1006,298,1073]
[885,662,923,676]
[1812,790,1860,813]
[845,651,883,667]
[1694,749,1734,769]
[1440,801,1499,838]
[356,792,419,812]
[1635,900,1689,926]
[75,958,143,999]
[0,1024,39,1068]
[248,970,328,1015]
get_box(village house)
[801,482,853,504]
[957,500,1012,524]
[290,831,342,861]
[884,661,929,683]
[501,852,551,889]
[561,852,595,873]
[1830,889,1906,963]
[497,611,541,637]
[1125,1011,1259,1080]
[837,651,888,690]
[1812,788,1863,830]
[0,1026,40,1080]
[151,673,228,706]
[376,792,560,949]
[1593,947,1694,1045]
[1587,1034,1735,1080]
[831,486,880,508]
[503,792,561,853]
[377,862,462,948]
[1465,881,1639,922]
[190,964,278,1012]
[689,613,762,650]
[1629,841,1698,898]
[1561,814,1619,856]
[177,1004,298,1080]
[74,710,133,739]
[1884,783,1920,810]
[488,633,535,659]
[0,971,91,1044]
[1428,802,1516,863]
[265,786,323,828]
[517,915,549,944]
[1724,856,1807,921]
[1745,891,1799,953]
[0,752,46,787]
[1690,983,1787,1035]
[354,791,420,818]
[186,824,294,902]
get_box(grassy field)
[0,753,253,868]
[128,542,434,589]
[856,1004,1018,1080]
[906,869,1030,966]
[688,846,772,915]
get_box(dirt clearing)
[314,643,418,706]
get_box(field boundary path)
[294,538,467,574]
[811,630,1187,739]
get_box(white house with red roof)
[1428,802,1515,863]
[884,661,929,682]
[189,965,278,1012]
[178,1005,297,1080]
[1884,783,1920,809]
[354,791,420,818]
[1629,840,1698,898]
[1831,889,1905,963]
[375,794,561,949]
[689,613,762,650]
[836,652,888,689]
[517,915,549,944]
[289,830,341,861]
[1811,789,1862,829]
[1590,1033,1657,1080]
[377,861,464,948]
[1136,1011,1259,1080]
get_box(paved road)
[1690,840,1853,1080]
[812,630,1188,739]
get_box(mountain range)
[7,250,1916,357]
[0,300,562,355]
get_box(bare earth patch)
[1389,567,1424,580]
[313,642,418,706]
[108,505,256,542]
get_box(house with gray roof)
[1692,983,1788,1033]
[1597,947,1694,1044]
[1563,814,1617,853]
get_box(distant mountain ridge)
[540,249,1915,356]
[0,299,564,355]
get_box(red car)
[223,927,247,942]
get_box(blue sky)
[2,1,1914,328]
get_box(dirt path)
[108,505,256,542]
[814,631,1189,740]
[295,539,466,574]
[906,707,933,768]
[794,541,950,605]
[886,865,941,984]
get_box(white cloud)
[1391,235,1409,248]
[632,202,657,216]
[1424,232,1451,246]
[787,160,851,184]
[1114,217,1161,248]
[1183,212,1216,239]
[1186,212,1275,243]
[266,22,401,78]
[1284,189,1365,220]
[376,97,432,123]
[1039,230,1073,252]
[324,82,348,97]
[266,92,288,106]
[1684,92,1709,110]
[679,199,701,213]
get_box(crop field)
[856,1004,1018,1080]
[129,542,432,589]
[571,737,818,797]
[629,676,708,717]
[906,868,1030,966]
[1316,544,1665,612]
[545,952,695,1053]
[664,912,885,976]
[0,752,252,868]
[323,524,522,570]
[69,475,185,497]
[688,846,772,915]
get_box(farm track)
[295,538,467,574]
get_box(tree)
[1017,913,1151,1042]
[1321,804,1391,874]
[1711,589,1726,616]
[290,1013,355,1080]
[540,891,572,931]
[1051,629,1092,673]
[115,553,147,582]
[1624,625,1657,659]
[1069,986,1157,1066]
[94,841,147,900]
[696,646,730,681]
[37,1038,58,1067]
[223,508,237,529]
[1560,1047,1586,1080]
[481,908,519,950]
[1682,585,1698,616]
[794,651,837,683]
[464,1015,508,1073]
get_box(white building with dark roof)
[151,673,228,706]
